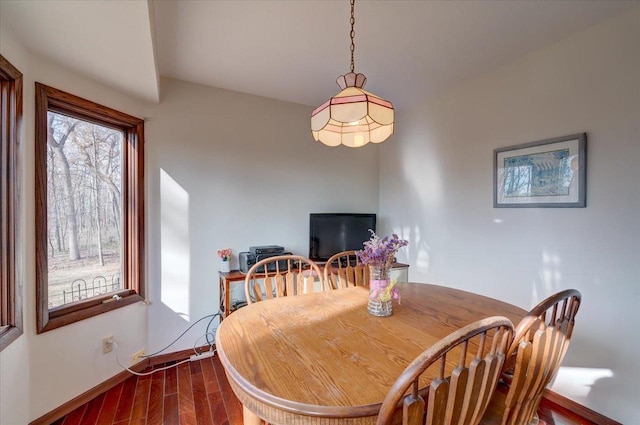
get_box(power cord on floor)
[108,311,221,376]
[193,332,217,356]
[141,312,221,358]
[111,341,192,376]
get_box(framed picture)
[494,133,586,208]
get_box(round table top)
[215,283,526,422]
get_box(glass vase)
[367,265,392,317]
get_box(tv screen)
[309,213,376,261]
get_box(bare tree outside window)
[46,112,123,308]
[35,83,144,333]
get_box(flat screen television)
[309,213,376,261]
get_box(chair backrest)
[499,289,581,425]
[376,317,514,425]
[324,250,370,289]
[244,255,327,304]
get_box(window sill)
[0,326,23,352]
[38,291,144,334]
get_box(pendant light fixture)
[311,0,394,148]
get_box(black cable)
[142,312,220,358]
[205,313,217,346]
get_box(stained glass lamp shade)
[311,72,394,148]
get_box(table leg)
[242,405,263,425]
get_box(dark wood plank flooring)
[52,355,242,425]
[50,354,600,425]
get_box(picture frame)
[494,133,586,208]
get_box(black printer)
[239,245,291,273]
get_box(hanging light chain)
[350,0,355,73]
[312,0,394,147]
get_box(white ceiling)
[1,0,159,103]
[1,1,636,109]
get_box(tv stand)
[218,263,409,319]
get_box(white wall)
[0,23,152,423]
[3,2,636,423]
[0,23,380,424]
[144,78,380,354]
[380,7,640,423]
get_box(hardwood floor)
[50,354,608,425]
[51,356,242,425]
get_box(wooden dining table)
[215,283,526,425]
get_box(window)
[35,83,145,333]
[0,54,23,351]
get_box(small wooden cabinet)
[218,263,409,319]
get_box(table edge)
[215,328,383,419]
[215,282,526,420]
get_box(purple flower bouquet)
[356,230,408,315]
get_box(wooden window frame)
[0,55,23,350]
[35,83,145,333]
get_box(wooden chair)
[480,289,582,425]
[376,317,515,425]
[324,250,369,289]
[244,255,328,304]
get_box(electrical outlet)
[131,348,145,364]
[102,335,114,354]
